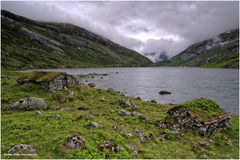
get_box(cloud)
[1,1,239,61]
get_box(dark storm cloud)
[2,1,239,61]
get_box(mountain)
[1,10,152,70]
[159,52,169,61]
[155,29,239,68]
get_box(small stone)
[88,83,96,88]
[125,131,133,137]
[155,120,167,128]
[88,122,101,128]
[199,141,209,147]
[133,150,139,157]
[35,111,42,116]
[151,99,157,103]
[147,133,155,139]
[114,146,120,153]
[112,125,120,130]
[99,96,106,101]
[135,128,142,134]
[133,149,145,157]
[52,114,60,119]
[138,136,145,142]
[160,132,168,140]
[85,113,95,118]
[118,109,131,116]
[78,106,89,110]
[107,88,114,93]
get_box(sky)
[2,1,239,62]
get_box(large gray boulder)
[6,97,48,110]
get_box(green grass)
[1,71,239,159]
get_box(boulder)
[118,109,131,116]
[88,83,96,88]
[8,144,37,154]
[65,135,85,149]
[159,90,171,95]
[119,99,139,111]
[17,71,78,91]
[6,97,48,110]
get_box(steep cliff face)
[157,29,239,68]
[1,10,152,70]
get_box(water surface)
[27,67,239,114]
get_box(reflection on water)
[26,67,239,114]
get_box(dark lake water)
[27,67,239,115]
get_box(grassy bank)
[1,71,239,159]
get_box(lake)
[27,67,239,115]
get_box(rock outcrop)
[17,71,78,91]
[155,99,230,136]
[6,97,48,110]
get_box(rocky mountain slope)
[1,10,152,70]
[156,29,239,68]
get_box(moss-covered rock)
[17,71,78,91]
[175,98,224,121]
[160,98,230,136]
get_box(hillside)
[155,29,239,68]
[1,10,152,70]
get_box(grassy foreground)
[1,71,239,159]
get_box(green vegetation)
[1,71,239,159]
[155,29,239,68]
[18,71,63,82]
[1,10,151,70]
[176,98,225,121]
